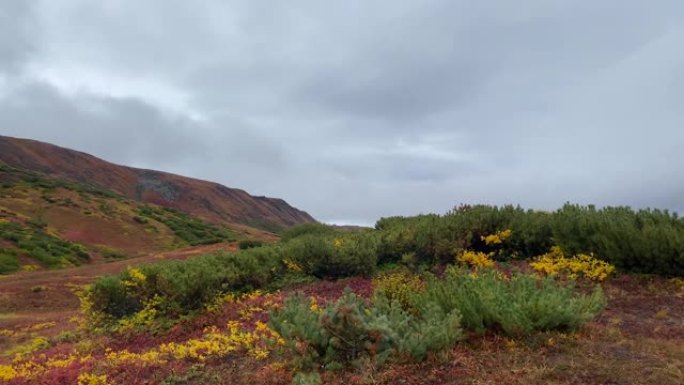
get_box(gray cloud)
[1,0,683,224]
[0,0,37,73]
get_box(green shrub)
[100,247,128,261]
[238,239,264,250]
[375,204,684,276]
[0,248,20,274]
[269,289,463,373]
[136,205,235,245]
[280,223,338,242]
[83,246,287,329]
[284,233,377,278]
[372,270,424,312]
[415,267,606,336]
[0,221,90,268]
[552,204,684,275]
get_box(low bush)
[283,233,377,279]
[268,289,463,372]
[530,246,616,281]
[82,247,286,330]
[271,266,604,378]
[0,248,20,274]
[280,223,338,242]
[416,267,606,336]
[551,204,684,276]
[238,239,264,250]
[372,270,424,312]
[374,204,684,276]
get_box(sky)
[1,0,683,225]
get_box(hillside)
[0,162,246,272]
[0,136,315,233]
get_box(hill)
[0,161,245,272]
[0,135,315,273]
[0,135,315,233]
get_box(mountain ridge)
[0,135,316,232]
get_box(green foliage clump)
[375,207,551,267]
[284,233,377,279]
[271,267,603,378]
[552,204,684,276]
[416,267,606,336]
[82,231,379,329]
[0,248,20,274]
[374,204,684,276]
[238,239,264,250]
[372,270,424,312]
[280,223,338,242]
[137,205,235,246]
[0,162,118,199]
[269,289,463,373]
[83,246,285,329]
[0,221,90,268]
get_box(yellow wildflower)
[481,229,513,245]
[77,373,110,385]
[530,247,615,282]
[457,250,495,269]
[0,365,17,381]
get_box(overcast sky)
[1,1,683,225]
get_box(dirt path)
[0,243,237,334]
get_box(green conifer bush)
[269,289,464,373]
[416,267,606,336]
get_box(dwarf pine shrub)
[269,289,464,372]
[375,204,684,275]
[283,233,377,278]
[416,267,606,336]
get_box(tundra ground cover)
[2,205,683,384]
[1,274,682,385]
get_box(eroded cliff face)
[0,135,316,232]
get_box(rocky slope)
[0,135,315,232]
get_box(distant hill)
[0,135,316,232]
[0,135,316,273]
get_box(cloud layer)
[1,0,683,224]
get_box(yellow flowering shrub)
[5,336,50,360]
[0,365,17,381]
[2,353,95,381]
[75,284,111,332]
[122,267,146,288]
[20,264,39,271]
[283,258,303,272]
[308,296,321,313]
[531,246,615,281]
[77,373,110,385]
[373,271,424,311]
[481,229,513,245]
[671,277,684,290]
[158,321,277,362]
[457,250,495,269]
[205,292,237,312]
[116,295,163,332]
